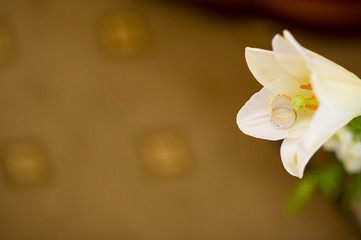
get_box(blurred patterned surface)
[1,139,50,186]
[0,22,13,65]
[0,0,359,239]
[97,8,150,57]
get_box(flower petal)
[272,34,309,82]
[280,137,317,178]
[263,75,313,98]
[282,29,361,110]
[309,55,361,112]
[237,77,313,141]
[245,47,291,86]
[283,30,309,59]
[281,103,358,178]
[286,110,313,139]
[300,103,357,156]
[237,85,288,141]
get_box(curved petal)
[263,75,313,98]
[237,77,313,141]
[283,29,361,109]
[280,137,318,178]
[283,30,310,59]
[282,102,359,178]
[286,110,313,139]
[299,103,357,153]
[271,34,309,82]
[309,56,361,112]
[245,47,291,86]
[237,85,288,141]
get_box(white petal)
[287,110,313,139]
[245,47,291,86]
[300,103,357,153]
[283,30,309,59]
[280,137,318,178]
[309,56,361,112]
[281,103,359,179]
[237,85,288,141]
[272,34,309,82]
[263,75,313,99]
[237,77,312,141]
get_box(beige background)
[0,0,360,239]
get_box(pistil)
[291,95,318,111]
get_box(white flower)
[237,30,361,178]
[324,127,361,173]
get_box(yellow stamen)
[300,83,313,90]
[305,104,318,111]
[292,84,319,111]
[291,95,319,111]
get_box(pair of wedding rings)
[269,94,296,128]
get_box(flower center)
[291,84,319,111]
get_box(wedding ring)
[269,94,296,128]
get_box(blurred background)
[0,0,361,239]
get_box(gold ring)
[269,94,296,128]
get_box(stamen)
[300,83,313,91]
[291,94,319,111]
[305,104,318,111]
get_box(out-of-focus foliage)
[287,160,345,214]
[288,116,361,214]
[348,116,361,141]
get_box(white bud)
[324,127,361,173]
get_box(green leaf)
[342,174,361,209]
[287,160,345,214]
[286,174,318,214]
[318,161,344,200]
